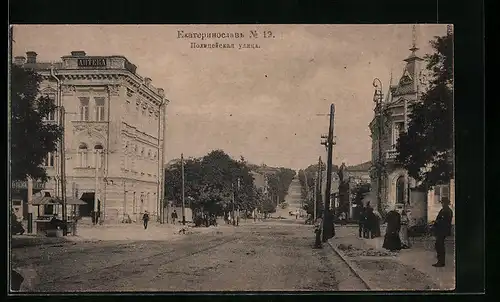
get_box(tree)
[266,167,296,204]
[164,157,202,207]
[261,198,276,216]
[396,30,454,190]
[164,150,260,215]
[10,64,62,182]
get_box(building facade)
[368,39,454,226]
[15,51,169,223]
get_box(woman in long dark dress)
[383,208,402,251]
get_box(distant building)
[346,161,371,184]
[14,50,169,223]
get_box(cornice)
[39,69,165,106]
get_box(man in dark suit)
[433,197,453,267]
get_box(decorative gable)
[399,69,413,85]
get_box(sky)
[12,24,447,170]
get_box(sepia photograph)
[9,24,454,292]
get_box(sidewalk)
[327,225,455,291]
[12,220,234,248]
[70,221,233,241]
[11,235,70,249]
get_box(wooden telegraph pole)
[181,153,186,225]
[320,104,336,241]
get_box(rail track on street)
[33,236,240,292]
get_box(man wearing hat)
[432,197,453,267]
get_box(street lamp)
[372,78,384,215]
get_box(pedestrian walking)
[314,216,323,248]
[339,212,347,226]
[366,206,377,238]
[358,204,366,238]
[373,210,382,237]
[382,206,402,252]
[400,209,411,248]
[142,211,150,229]
[171,209,178,225]
[432,197,453,267]
[363,202,374,238]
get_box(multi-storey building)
[368,38,454,226]
[14,50,169,223]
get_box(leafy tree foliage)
[10,64,62,182]
[396,31,454,190]
[266,167,296,204]
[298,163,327,217]
[164,150,272,215]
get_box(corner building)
[15,51,169,223]
[368,39,454,226]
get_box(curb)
[11,238,71,249]
[326,240,374,290]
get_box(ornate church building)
[368,29,454,226]
[14,51,168,223]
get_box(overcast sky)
[12,24,447,170]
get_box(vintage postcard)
[9,24,454,292]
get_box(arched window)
[396,176,405,204]
[78,143,88,167]
[94,144,104,168]
[141,147,145,157]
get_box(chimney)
[157,88,165,97]
[71,51,86,57]
[14,56,26,65]
[144,77,152,87]
[26,51,37,64]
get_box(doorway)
[79,192,101,217]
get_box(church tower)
[392,25,424,100]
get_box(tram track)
[35,236,239,292]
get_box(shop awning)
[64,198,87,205]
[31,196,60,205]
[31,196,86,206]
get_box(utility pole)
[314,156,322,221]
[60,106,67,235]
[94,149,100,226]
[232,182,236,226]
[181,153,186,225]
[303,170,308,217]
[320,103,336,241]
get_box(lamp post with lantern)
[372,78,384,215]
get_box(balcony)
[385,149,399,162]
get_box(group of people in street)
[380,197,453,267]
[358,202,381,239]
